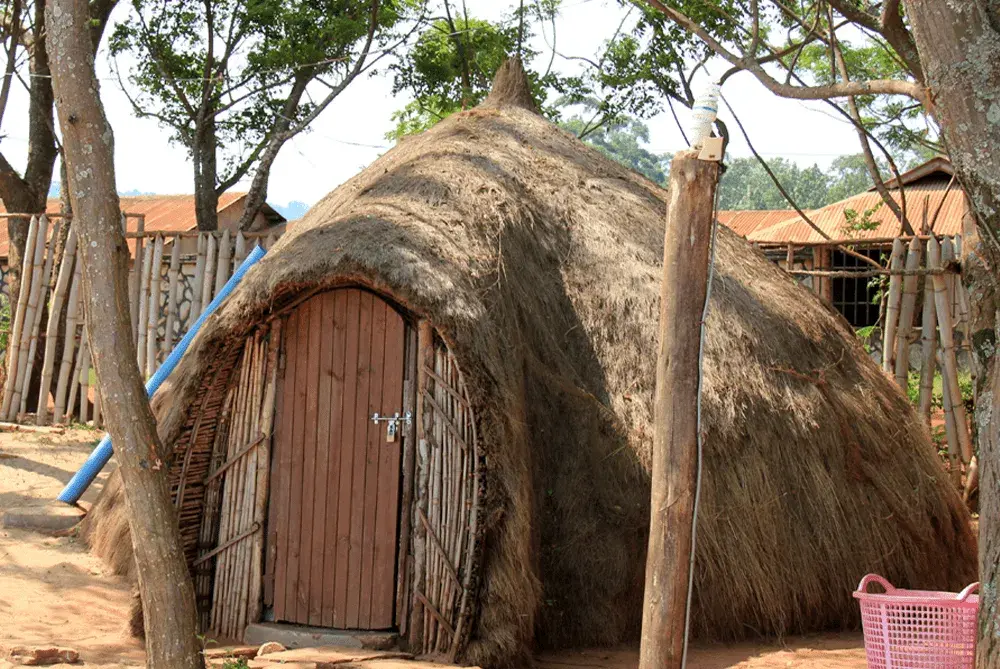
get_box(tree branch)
[642,0,927,104]
[0,0,20,129]
[830,23,914,236]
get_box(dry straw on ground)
[83,60,976,668]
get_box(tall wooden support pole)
[640,150,719,669]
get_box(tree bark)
[193,112,219,231]
[46,1,201,667]
[639,150,718,669]
[1,0,58,304]
[905,3,1000,666]
[236,72,312,231]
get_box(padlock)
[386,419,398,443]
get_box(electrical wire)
[680,160,722,669]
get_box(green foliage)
[559,108,671,185]
[387,3,573,140]
[718,154,887,210]
[796,36,937,160]
[842,201,884,235]
[855,324,877,353]
[111,0,412,184]
[906,370,921,405]
[222,659,250,669]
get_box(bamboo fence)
[0,217,282,426]
[844,234,976,490]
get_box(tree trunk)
[193,113,219,231]
[905,3,1000,666]
[46,1,202,667]
[236,73,312,231]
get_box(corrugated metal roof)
[746,180,968,244]
[875,156,953,190]
[717,210,802,237]
[0,192,284,257]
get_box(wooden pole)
[894,236,923,388]
[937,349,962,486]
[136,237,153,376]
[145,235,164,376]
[881,238,906,374]
[19,217,59,416]
[1,216,39,419]
[214,229,232,298]
[37,228,78,424]
[129,214,145,343]
[233,230,247,267]
[190,233,207,325]
[247,320,281,624]
[917,250,938,427]
[163,241,181,357]
[640,149,719,669]
[54,256,82,422]
[10,215,51,419]
[201,233,217,314]
[928,237,973,464]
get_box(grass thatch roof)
[83,59,976,668]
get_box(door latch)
[372,411,412,443]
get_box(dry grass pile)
[81,60,976,668]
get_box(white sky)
[0,0,866,212]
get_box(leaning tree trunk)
[906,2,1000,665]
[46,1,202,667]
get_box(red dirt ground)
[0,429,869,668]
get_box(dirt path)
[0,427,144,668]
[0,428,866,668]
[537,634,866,669]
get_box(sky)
[0,0,868,218]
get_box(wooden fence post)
[129,214,144,342]
[145,235,164,376]
[1,216,38,419]
[917,245,938,426]
[928,237,973,465]
[881,238,906,373]
[163,241,181,357]
[894,236,923,388]
[639,149,719,669]
[37,228,78,424]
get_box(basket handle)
[957,582,980,601]
[856,574,895,594]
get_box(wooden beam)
[639,149,719,669]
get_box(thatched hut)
[83,61,976,668]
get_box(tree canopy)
[109,0,416,229]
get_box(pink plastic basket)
[854,574,979,669]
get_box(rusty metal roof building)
[716,210,803,237]
[0,192,285,258]
[719,158,969,245]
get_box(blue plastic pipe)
[58,243,268,504]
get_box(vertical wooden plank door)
[267,288,406,630]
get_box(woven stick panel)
[411,334,482,661]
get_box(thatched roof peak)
[481,57,539,113]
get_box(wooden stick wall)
[0,216,281,426]
[200,324,280,640]
[878,234,976,495]
[407,329,480,661]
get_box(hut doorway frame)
[187,284,483,660]
[263,287,410,631]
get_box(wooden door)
[265,289,406,630]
